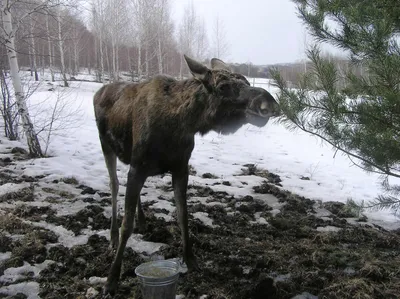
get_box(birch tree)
[91,0,105,82]
[46,10,55,82]
[28,16,39,81]
[195,17,208,61]
[1,0,43,157]
[178,1,208,78]
[154,0,173,74]
[56,7,69,87]
[212,15,230,60]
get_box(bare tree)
[0,68,18,140]
[30,86,84,155]
[46,10,55,82]
[178,1,199,78]
[212,15,230,60]
[154,0,173,74]
[195,17,208,61]
[91,0,105,82]
[70,17,86,76]
[28,16,39,81]
[56,6,69,87]
[106,0,129,82]
[0,0,43,157]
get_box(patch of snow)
[344,267,356,275]
[86,287,99,298]
[270,209,281,216]
[0,252,11,262]
[0,260,53,283]
[29,221,89,247]
[193,212,216,227]
[291,292,319,299]
[0,281,40,299]
[274,273,291,282]
[149,201,175,213]
[95,230,165,255]
[0,183,31,197]
[250,212,269,225]
[242,266,252,274]
[87,276,107,285]
[154,213,173,222]
[316,226,342,232]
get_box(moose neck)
[173,78,220,136]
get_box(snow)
[0,183,31,197]
[316,226,342,232]
[0,282,40,299]
[29,220,89,248]
[0,252,11,262]
[0,260,53,283]
[1,73,400,296]
[13,78,397,228]
[0,260,53,299]
[193,212,216,227]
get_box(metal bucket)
[135,259,180,299]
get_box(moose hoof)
[103,280,118,296]
[185,256,201,272]
[134,218,146,234]
[110,238,119,250]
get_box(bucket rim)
[135,259,180,280]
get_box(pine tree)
[270,0,400,211]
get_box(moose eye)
[219,83,232,93]
[219,83,239,97]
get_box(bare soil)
[0,149,400,299]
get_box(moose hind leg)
[101,141,120,249]
[172,166,199,271]
[135,197,146,233]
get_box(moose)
[93,55,280,293]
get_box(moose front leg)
[105,166,146,294]
[172,165,199,271]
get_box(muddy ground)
[1,149,400,299]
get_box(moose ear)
[211,58,232,72]
[184,54,210,81]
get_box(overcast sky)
[172,0,341,65]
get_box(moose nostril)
[260,101,268,111]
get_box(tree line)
[7,0,231,84]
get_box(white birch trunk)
[98,31,104,83]
[1,1,43,157]
[145,46,149,78]
[111,39,116,82]
[46,12,55,82]
[57,9,68,87]
[29,18,38,81]
[73,42,79,76]
[115,44,119,81]
[137,37,142,79]
[157,39,163,74]
[105,44,110,80]
[46,13,55,82]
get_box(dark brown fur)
[93,56,279,294]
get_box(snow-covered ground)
[19,73,400,227]
[1,72,399,298]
